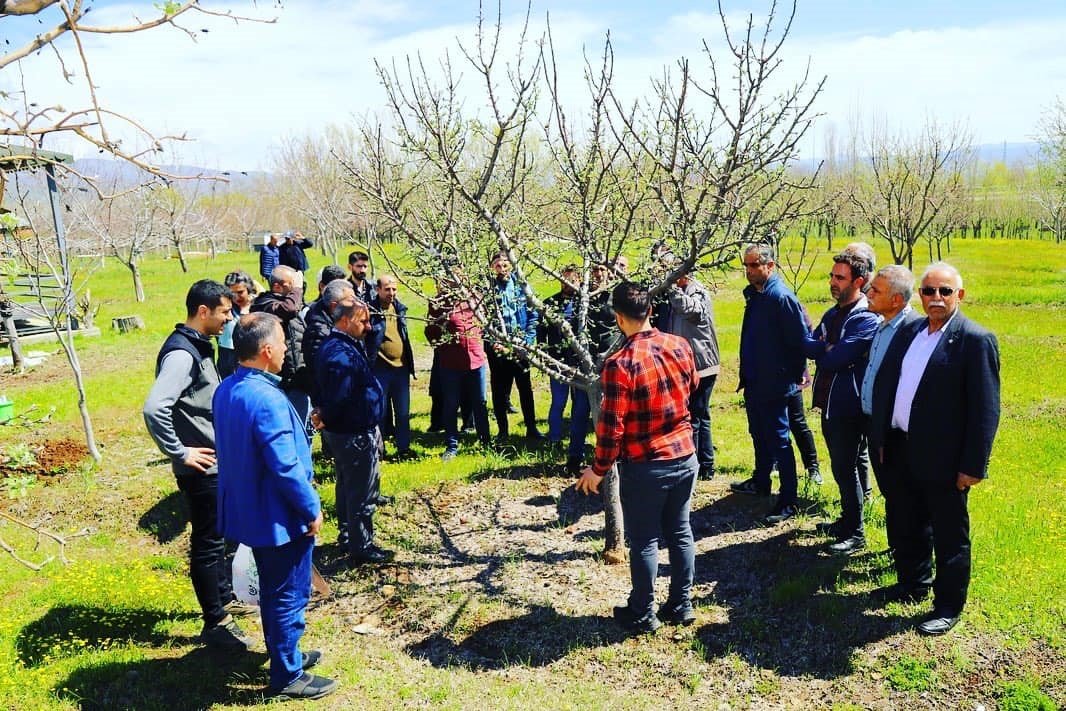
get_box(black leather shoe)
[763,500,798,524]
[918,611,960,636]
[869,583,930,607]
[613,605,661,634]
[730,477,771,496]
[348,545,395,566]
[828,535,866,556]
[525,430,546,441]
[375,493,395,506]
[656,602,696,626]
[698,466,716,480]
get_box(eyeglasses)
[920,286,956,297]
[742,261,765,268]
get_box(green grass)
[1,237,1064,708]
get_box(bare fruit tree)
[342,1,823,561]
[1033,97,1066,243]
[847,119,973,269]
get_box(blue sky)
[3,0,1064,169]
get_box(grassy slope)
[0,238,1063,709]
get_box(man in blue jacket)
[731,244,810,523]
[804,252,880,554]
[213,312,336,700]
[314,299,393,565]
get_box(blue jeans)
[745,395,797,503]
[374,363,411,451]
[689,374,716,470]
[441,365,491,452]
[619,454,698,618]
[547,380,592,459]
[325,429,381,554]
[253,535,314,691]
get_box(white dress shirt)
[891,312,957,432]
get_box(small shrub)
[997,680,1057,711]
[885,655,936,692]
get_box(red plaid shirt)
[592,329,698,476]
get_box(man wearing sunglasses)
[871,262,1000,636]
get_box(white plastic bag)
[232,543,260,606]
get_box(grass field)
[0,237,1063,709]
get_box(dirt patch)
[0,437,91,480]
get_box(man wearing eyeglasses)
[871,262,1000,636]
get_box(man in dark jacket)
[731,244,810,524]
[870,262,1000,636]
[803,252,879,554]
[259,233,280,282]
[251,266,310,427]
[486,252,541,440]
[278,230,313,274]
[315,300,393,566]
[143,279,253,651]
[302,270,354,381]
[365,275,416,459]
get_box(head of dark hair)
[490,251,509,265]
[348,250,370,264]
[319,264,347,285]
[223,270,256,293]
[611,281,651,322]
[833,252,871,282]
[185,279,231,317]
[233,312,281,362]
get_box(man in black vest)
[251,266,310,427]
[143,280,254,650]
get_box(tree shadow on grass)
[137,491,187,544]
[19,604,270,709]
[408,604,626,670]
[687,496,912,679]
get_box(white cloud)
[3,2,1062,168]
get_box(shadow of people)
[408,604,626,670]
[19,604,271,709]
[137,491,187,544]
[689,529,910,679]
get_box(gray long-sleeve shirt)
[143,350,196,463]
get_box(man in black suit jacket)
[870,262,1000,636]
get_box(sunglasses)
[920,286,956,297]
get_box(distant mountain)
[796,141,1041,173]
[69,159,271,192]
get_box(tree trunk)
[128,262,145,303]
[1,298,24,373]
[588,385,627,564]
[58,319,101,462]
[176,242,189,273]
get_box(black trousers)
[822,413,865,538]
[486,348,537,437]
[884,429,970,613]
[175,473,232,627]
[786,390,820,472]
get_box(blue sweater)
[314,330,385,434]
[213,367,320,548]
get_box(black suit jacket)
[871,311,1000,482]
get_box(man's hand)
[307,511,324,537]
[309,408,325,432]
[575,466,604,495]
[956,473,982,491]
[183,447,216,473]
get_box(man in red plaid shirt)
[577,281,699,634]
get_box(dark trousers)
[374,363,411,451]
[429,354,473,431]
[547,379,592,460]
[821,413,866,538]
[689,374,717,471]
[253,536,314,691]
[325,429,381,555]
[619,454,698,618]
[864,416,903,564]
[486,349,537,437]
[786,390,820,472]
[441,365,491,452]
[745,395,798,503]
[885,429,969,613]
[175,473,232,627]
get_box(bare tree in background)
[343,0,823,561]
[1033,97,1066,243]
[848,119,973,269]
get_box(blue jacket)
[213,367,320,548]
[490,274,538,347]
[739,273,809,402]
[803,295,880,419]
[259,244,280,281]
[314,330,385,434]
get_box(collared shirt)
[861,305,912,415]
[891,310,958,431]
[592,329,697,476]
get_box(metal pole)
[44,162,74,327]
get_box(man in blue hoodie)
[803,252,880,554]
[213,312,336,700]
[731,244,810,523]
